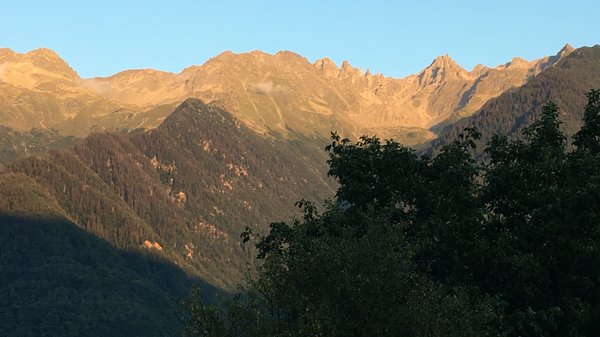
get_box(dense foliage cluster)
[183,90,600,337]
[0,214,195,337]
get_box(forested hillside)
[0,99,337,336]
[5,99,335,289]
[0,173,208,336]
[0,126,76,164]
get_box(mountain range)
[0,44,574,146]
[1,43,599,336]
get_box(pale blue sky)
[0,0,597,78]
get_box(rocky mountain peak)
[213,50,235,59]
[418,53,468,86]
[28,48,78,78]
[340,60,352,71]
[313,57,337,68]
[470,63,489,76]
[339,60,362,77]
[196,51,237,69]
[0,48,14,57]
[534,44,577,72]
[558,43,575,58]
[28,47,62,59]
[313,57,339,77]
[0,47,79,90]
[274,50,308,63]
[505,57,531,69]
[430,54,458,68]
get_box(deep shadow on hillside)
[0,214,225,337]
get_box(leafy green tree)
[573,89,600,153]
[481,101,571,336]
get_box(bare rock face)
[0,45,575,144]
[418,54,470,87]
[313,57,339,77]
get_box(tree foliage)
[182,91,600,337]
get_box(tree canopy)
[182,90,600,337]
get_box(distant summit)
[559,43,575,57]
[418,54,469,86]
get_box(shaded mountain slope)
[0,173,214,337]
[6,99,336,289]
